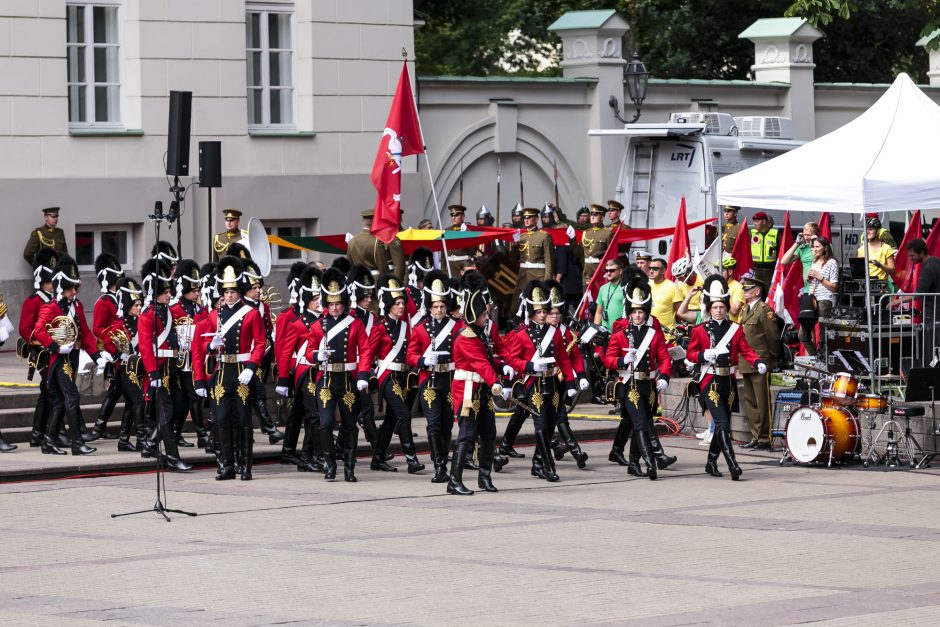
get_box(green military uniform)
[721,206,740,254]
[23,207,68,265]
[443,205,476,276]
[738,277,781,447]
[347,208,400,278]
[606,200,631,257]
[511,207,554,314]
[580,204,612,286]
[213,209,244,261]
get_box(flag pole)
[403,50,453,278]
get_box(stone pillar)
[740,18,823,140]
[916,30,940,86]
[548,10,629,204]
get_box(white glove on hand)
[150,377,162,389]
[0,326,10,343]
[58,342,74,355]
[424,353,439,366]
[622,349,637,365]
[531,361,547,373]
[275,385,290,397]
[757,363,768,375]
[209,335,224,350]
[656,378,668,392]
[101,352,114,363]
[501,388,512,400]
[95,356,109,371]
[317,350,330,363]
[579,377,590,391]
[502,365,515,379]
[567,388,577,398]
[702,349,718,364]
[237,369,254,385]
[195,387,207,398]
[357,379,369,392]
[566,225,576,239]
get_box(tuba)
[175,316,195,372]
[46,315,79,346]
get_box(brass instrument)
[260,285,282,326]
[109,328,131,355]
[0,291,7,320]
[46,315,78,346]
[175,316,195,372]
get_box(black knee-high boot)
[29,397,50,447]
[216,423,236,481]
[477,439,498,492]
[428,430,447,483]
[255,396,284,444]
[91,380,121,439]
[534,430,559,482]
[321,430,337,480]
[399,420,425,474]
[370,419,396,471]
[705,433,723,477]
[627,434,646,477]
[41,405,66,455]
[298,416,324,472]
[557,421,588,469]
[717,430,742,480]
[0,431,16,452]
[647,425,677,469]
[499,407,527,457]
[608,418,632,465]
[161,421,193,472]
[343,428,358,483]
[241,424,254,480]
[633,428,657,480]
[68,408,96,456]
[117,404,140,452]
[447,440,473,495]
[280,396,304,466]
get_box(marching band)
[10,204,769,492]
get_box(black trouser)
[419,378,454,451]
[526,376,560,434]
[176,369,206,436]
[701,375,735,431]
[799,300,832,357]
[316,371,360,440]
[31,366,52,441]
[49,353,81,415]
[622,379,655,432]
[377,372,412,450]
[210,363,253,470]
[457,388,496,445]
[117,363,145,438]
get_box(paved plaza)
[2,436,940,626]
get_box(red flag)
[728,219,753,280]
[665,197,690,281]
[892,210,922,293]
[767,212,794,310]
[371,63,424,245]
[818,212,832,243]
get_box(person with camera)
[858,217,896,282]
[780,222,820,284]
[799,236,839,357]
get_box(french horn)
[46,315,78,346]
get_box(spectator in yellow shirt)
[647,258,681,329]
[720,257,747,323]
[858,217,895,281]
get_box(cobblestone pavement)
[2,437,939,626]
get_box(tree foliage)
[414,0,933,83]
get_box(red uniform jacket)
[304,312,371,383]
[487,319,514,367]
[603,323,672,382]
[92,292,119,352]
[686,318,762,389]
[103,317,137,364]
[558,323,586,377]
[170,298,208,325]
[275,310,319,386]
[405,287,421,327]
[32,298,99,369]
[406,315,459,387]
[20,291,52,343]
[352,306,378,366]
[506,322,575,387]
[370,315,410,385]
[138,304,176,378]
[191,301,267,386]
[452,323,500,420]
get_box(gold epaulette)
[460,327,475,338]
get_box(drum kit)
[780,364,902,468]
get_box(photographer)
[780,222,820,284]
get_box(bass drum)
[785,405,859,464]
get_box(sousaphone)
[238,217,272,277]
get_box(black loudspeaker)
[166,90,192,176]
[198,141,222,188]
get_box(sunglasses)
[649,266,664,272]
[604,268,618,274]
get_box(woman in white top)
[801,236,839,356]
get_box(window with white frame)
[246,3,294,129]
[66,1,122,127]
[75,225,133,271]
[264,222,305,264]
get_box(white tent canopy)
[717,73,940,214]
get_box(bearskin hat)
[423,270,450,306]
[215,255,246,294]
[199,262,218,306]
[242,258,264,290]
[173,258,201,298]
[151,240,178,265]
[115,277,144,319]
[622,276,652,316]
[545,279,565,311]
[225,241,252,261]
[52,254,82,298]
[330,256,351,274]
[321,267,349,305]
[94,252,124,292]
[461,270,490,323]
[296,265,323,307]
[347,264,375,302]
[32,248,60,289]
[447,277,463,314]
[141,258,174,301]
[285,261,309,305]
[376,273,406,316]
[408,246,435,286]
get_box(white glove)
[656,378,668,392]
[120,352,130,361]
[58,342,74,355]
[622,349,637,365]
[100,352,114,363]
[275,385,290,397]
[566,225,575,239]
[501,388,512,400]
[460,223,467,232]
[95,356,109,371]
[702,348,718,364]
[237,369,254,385]
[150,377,162,389]
[209,335,224,350]
[502,365,515,379]
[357,379,369,392]
[424,353,439,366]
[579,377,589,391]
[531,361,547,373]
[317,350,330,363]
[195,387,207,398]
[0,326,9,343]
[757,363,768,375]
[567,388,577,398]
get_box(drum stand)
[862,408,930,469]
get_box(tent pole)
[862,211,875,377]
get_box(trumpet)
[46,315,78,346]
[175,316,195,372]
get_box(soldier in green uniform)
[605,199,631,257]
[212,209,243,261]
[347,209,402,279]
[23,207,68,265]
[738,275,780,450]
[443,205,476,276]
[580,204,613,286]
[721,205,740,254]
[511,207,554,315]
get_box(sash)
[319,314,355,357]
[377,323,407,378]
[423,318,456,359]
[411,308,425,327]
[698,322,740,382]
[157,308,172,349]
[538,325,556,357]
[218,304,251,339]
[622,326,654,380]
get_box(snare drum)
[827,373,860,407]
[785,405,860,464]
[856,394,888,413]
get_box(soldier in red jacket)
[303,267,372,482]
[504,280,578,482]
[88,252,126,440]
[686,276,766,480]
[21,248,59,447]
[449,271,507,495]
[603,278,673,479]
[406,270,459,483]
[274,265,325,473]
[137,259,193,472]
[170,259,209,449]
[108,277,148,452]
[32,255,106,456]
[371,274,424,474]
[192,256,267,480]
[345,264,383,460]
[545,280,591,468]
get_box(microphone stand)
[112,201,196,522]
